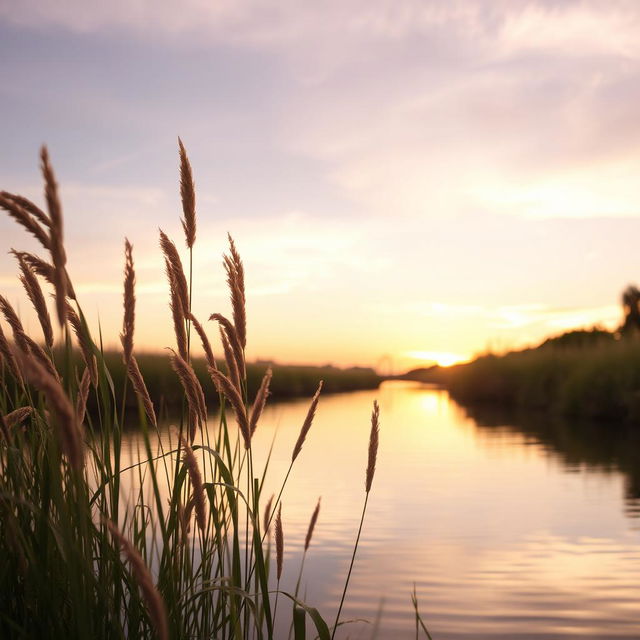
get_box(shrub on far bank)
[447,336,640,423]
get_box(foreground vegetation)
[0,146,420,639]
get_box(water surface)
[124,381,640,638]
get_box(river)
[123,380,640,638]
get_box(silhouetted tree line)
[622,284,640,334]
[541,283,640,347]
[540,327,614,349]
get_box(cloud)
[4,1,639,61]
[245,2,640,221]
[488,304,621,331]
[375,299,620,327]
[496,2,640,59]
[372,299,622,350]
[5,2,640,67]
[0,1,483,44]
[4,1,640,223]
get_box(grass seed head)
[178,137,196,249]
[305,497,321,552]
[292,380,323,463]
[120,238,136,366]
[365,400,380,493]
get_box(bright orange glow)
[404,350,470,367]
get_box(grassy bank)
[2,352,381,422]
[99,352,381,418]
[444,337,640,422]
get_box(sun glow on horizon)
[405,350,471,368]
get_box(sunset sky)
[1,1,640,372]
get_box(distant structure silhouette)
[622,284,640,333]
[376,354,394,377]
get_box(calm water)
[123,381,640,638]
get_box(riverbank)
[98,351,381,416]
[439,336,640,423]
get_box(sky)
[1,0,640,372]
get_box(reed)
[128,354,158,429]
[165,257,189,360]
[304,497,321,553]
[120,238,135,367]
[263,493,275,534]
[40,146,67,326]
[11,249,76,299]
[210,313,246,380]
[273,503,284,625]
[292,381,323,463]
[275,504,284,582]
[169,349,207,441]
[66,303,98,386]
[0,192,51,250]
[1,287,58,381]
[208,365,251,448]
[0,412,10,442]
[296,498,320,596]
[24,333,59,380]
[160,230,190,317]
[16,252,53,348]
[106,519,169,640]
[365,400,380,493]
[0,322,22,382]
[76,367,91,425]
[187,312,216,370]
[16,347,83,470]
[0,191,51,227]
[0,144,397,640]
[250,367,272,436]
[4,406,32,429]
[178,433,207,535]
[178,137,196,250]
[218,325,242,391]
[0,294,31,352]
[224,234,247,350]
[332,400,380,639]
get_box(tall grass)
[0,145,391,639]
[446,338,640,422]
[92,352,381,419]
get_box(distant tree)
[622,284,640,333]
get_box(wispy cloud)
[374,299,622,346]
[496,3,640,58]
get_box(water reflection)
[458,401,640,517]
[121,381,640,638]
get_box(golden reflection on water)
[121,381,640,638]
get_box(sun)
[405,350,470,368]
